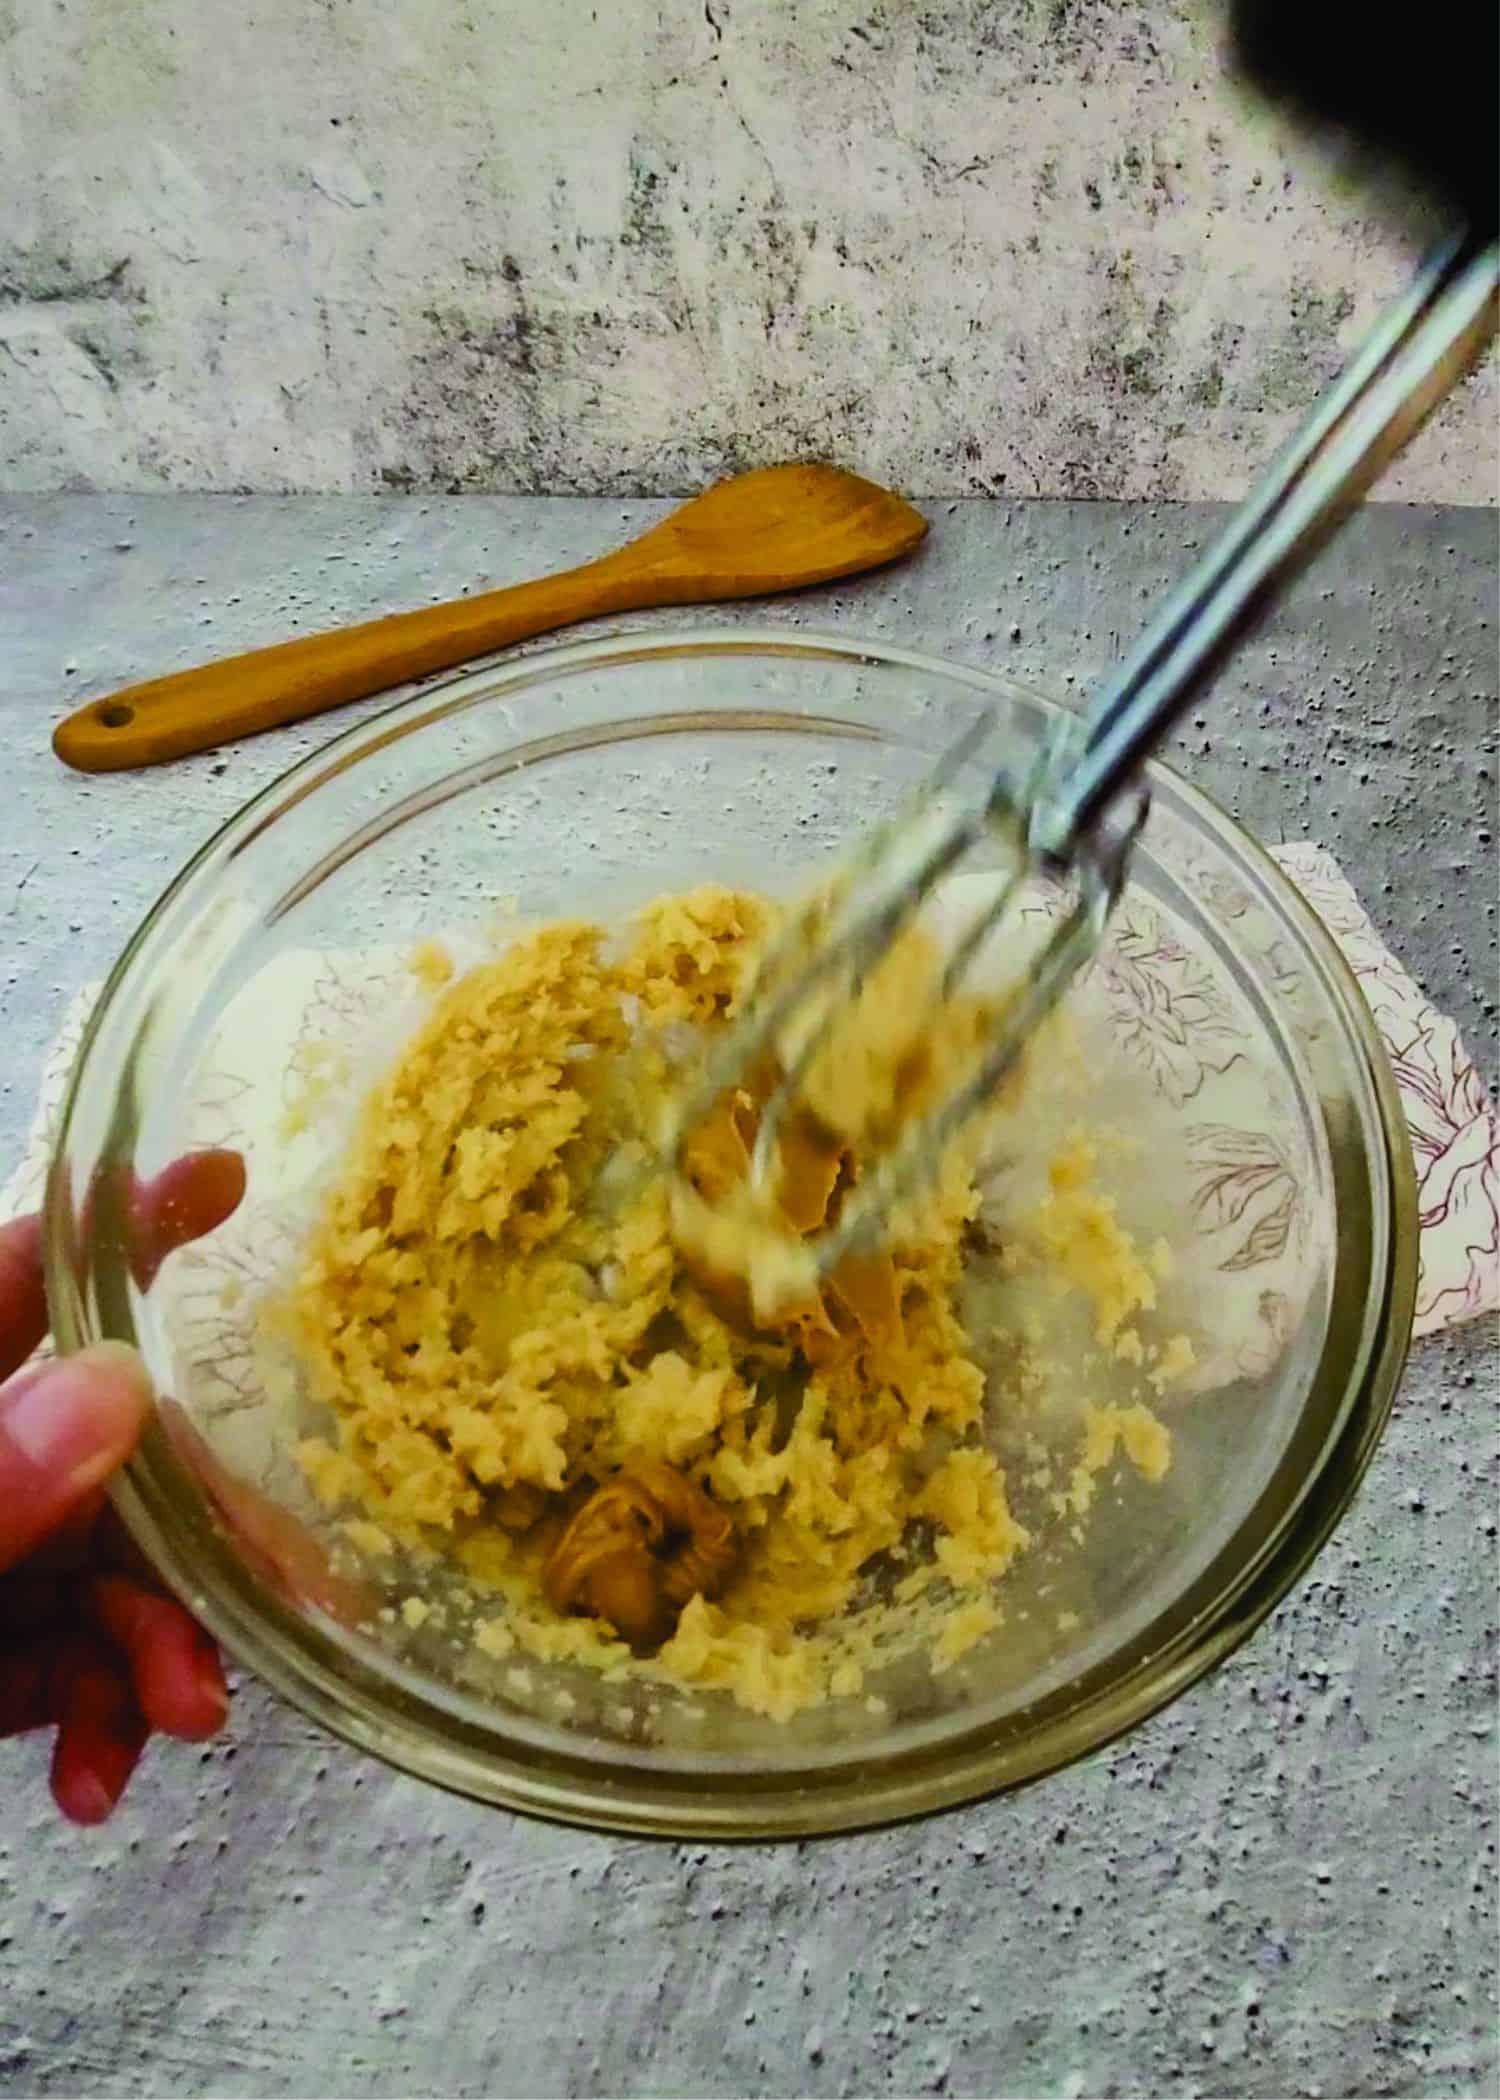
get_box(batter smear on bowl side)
[286,885,1187,1720]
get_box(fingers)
[47,1636,149,1825]
[0,1148,242,1825]
[88,1573,227,1741]
[0,1347,151,1572]
[3,1549,228,1823]
[0,1149,245,1569]
[128,1150,247,1290]
[2,1147,243,1384]
[65,1144,246,1309]
[0,1152,244,1820]
[5,1634,151,1824]
[0,1215,47,1382]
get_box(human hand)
[1,1152,245,1823]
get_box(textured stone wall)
[1,0,1495,497]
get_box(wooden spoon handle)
[52,556,649,772]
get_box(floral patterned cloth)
[3,847,1495,1347]
[1272,844,1498,1337]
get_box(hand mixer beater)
[666,162,1497,1298]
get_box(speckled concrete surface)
[0,497,1496,2098]
[1,0,1494,502]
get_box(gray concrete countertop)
[1,496,1495,2099]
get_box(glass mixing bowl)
[45,631,1416,1836]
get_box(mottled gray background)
[0,0,1494,500]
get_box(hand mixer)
[667,9,1499,1287]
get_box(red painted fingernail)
[64,1770,115,1826]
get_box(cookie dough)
[286,884,1180,1719]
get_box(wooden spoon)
[53,464,928,772]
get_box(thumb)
[0,1346,152,1572]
